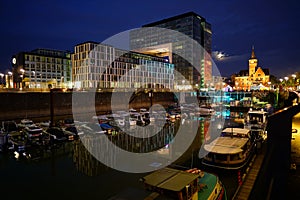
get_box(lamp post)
[32,71,36,88]
[20,68,25,89]
[7,71,12,88]
[0,73,4,88]
[284,77,289,90]
[279,78,283,91]
[292,74,296,90]
[267,81,271,90]
[39,74,42,89]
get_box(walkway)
[287,113,300,199]
[232,144,266,200]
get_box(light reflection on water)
[0,112,238,199]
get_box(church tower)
[248,46,258,77]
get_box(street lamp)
[0,73,4,87]
[39,74,42,88]
[292,74,296,89]
[267,81,271,90]
[7,71,12,88]
[32,71,36,88]
[19,68,25,89]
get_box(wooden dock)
[232,144,265,200]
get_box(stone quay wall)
[0,91,176,122]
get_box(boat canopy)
[248,110,268,115]
[222,128,250,136]
[204,137,249,154]
[142,167,199,192]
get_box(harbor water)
[0,111,256,199]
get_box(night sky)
[1,0,300,78]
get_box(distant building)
[211,76,226,90]
[12,49,72,89]
[72,41,174,90]
[234,47,270,91]
[130,12,212,90]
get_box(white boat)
[18,119,35,129]
[198,105,216,116]
[129,108,137,113]
[23,125,44,143]
[202,127,255,170]
[244,108,268,140]
[129,118,137,126]
[37,121,51,128]
[140,108,155,123]
[130,112,145,125]
[115,118,125,126]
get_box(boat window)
[230,154,240,161]
[215,154,227,161]
[239,153,244,159]
[206,153,213,158]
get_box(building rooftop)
[142,11,208,27]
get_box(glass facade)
[72,42,174,90]
[130,12,212,90]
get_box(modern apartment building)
[130,12,212,90]
[72,41,174,90]
[11,49,72,89]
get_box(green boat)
[141,167,226,200]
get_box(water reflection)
[2,113,231,177]
[73,114,228,175]
[73,139,110,176]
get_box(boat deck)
[198,172,217,200]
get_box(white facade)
[72,42,175,90]
[12,49,72,89]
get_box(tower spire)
[251,45,256,59]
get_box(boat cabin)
[247,109,268,125]
[203,128,255,169]
[142,167,200,200]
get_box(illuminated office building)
[72,41,174,90]
[130,12,212,90]
[12,49,72,89]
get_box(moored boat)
[23,125,44,144]
[244,108,268,140]
[197,171,226,200]
[198,105,216,116]
[7,131,27,151]
[18,119,35,129]
[141,167,226,200]
[202,128,255,170]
